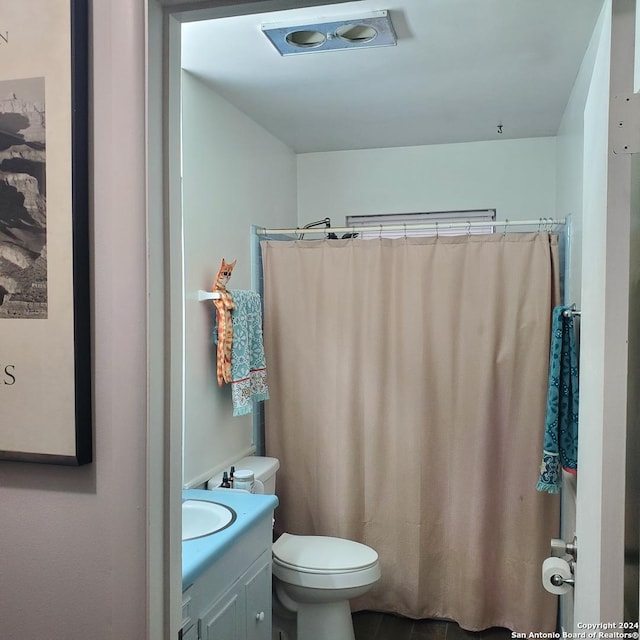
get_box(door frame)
[145,0,636,636]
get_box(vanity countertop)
[182,488,278,590]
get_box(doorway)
[147,1,634,637]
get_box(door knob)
[255,611,265,622]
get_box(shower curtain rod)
[255,217,566,236]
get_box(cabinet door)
[201,591,242,640]
[244,557,272,640]
[181,587,195,640]
[181,624,198,640]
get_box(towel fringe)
[536,481,560,494]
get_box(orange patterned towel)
[212,258,236,386]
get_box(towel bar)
[198,290,223,301]
[562,305,580,318]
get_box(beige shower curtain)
[262,232,561,633]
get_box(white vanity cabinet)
[182,506,274,640]
[199,549,271,640]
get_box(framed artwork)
[0,0,91,465]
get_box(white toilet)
[226,456,381,640]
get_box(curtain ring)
[404,223,407,239]
[467,221,471,236]
[503,219,509,237]
[436,221,439,239]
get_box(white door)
[573,0,637,628]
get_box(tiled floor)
[352,611,514,640]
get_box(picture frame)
[0,0,91,465]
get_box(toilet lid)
[273,533,378,572]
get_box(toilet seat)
[273,533,378,573]
[272,533,381,590]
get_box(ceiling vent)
[261,10,396,56]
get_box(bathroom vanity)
[181,489,278,640]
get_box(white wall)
[556,27,601,307]
[0,1,148,638]
[297,137,557,226]
[181,71,297,488]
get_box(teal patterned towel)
[229,290,269,416]
[536,305,579,493]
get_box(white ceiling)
[181,0,604,153]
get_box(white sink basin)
[182,500,236,541]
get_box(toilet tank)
[234,456,280,494]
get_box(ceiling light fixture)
[261,10,396,56]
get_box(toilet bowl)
[272,533,380,640]
[207,456,381,640]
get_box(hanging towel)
[536,305,579,493]
[228,290,269,416]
